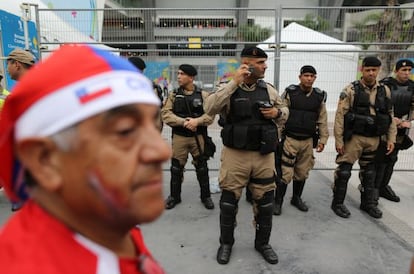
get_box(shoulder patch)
[313,87,327,102]
[257,80,267,88]
[339,91,347,100]
[313,87,322,94]
[286,84,298,91]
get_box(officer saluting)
[273,65,329,216]
[332,56,396,219]
[205,46,288,265]
[376,59,414,202]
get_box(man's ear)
[15,138,63,192]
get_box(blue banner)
[0,10,39,90]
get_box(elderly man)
[0,45,171,274]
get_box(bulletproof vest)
[348,81,391,137]
[381,77,414,136]
[221,80,277,152]
[284,85,325,137]
[172,86,207,137]
[381,77,413,118]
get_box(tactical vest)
[172,86,207,137]
[284,85,326,138]
[221,80,277,153]
[381,77,414,136]
[346,81,391,137]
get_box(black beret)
[362,56,381,67]
[240,46,268,58]
[128,56,146,71]
[300,65,317,75]
[179,64,197,76]
[395,59,414,70]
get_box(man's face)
[55,104,171,226]
[245,57,267,79]
[361,66,379,85]
[177,70,193,88]
[299,73,316,90]
[6,59,20,80]
[394,66,412,83]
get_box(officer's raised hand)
[233,64,252,85]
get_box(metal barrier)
[33,6,414,170]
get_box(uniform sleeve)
[317,102,329,145]
[161,92,186,127]
[204,80,239,116]
[334,85,352,147]
[385,86,397,143]
[196,90,215,126]
[267,83,289,125]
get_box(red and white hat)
[0,44,160,202]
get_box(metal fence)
[33,6,414,170]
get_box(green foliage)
[297,13,330,31]
[353,10,408,49]
[224,23,272,42]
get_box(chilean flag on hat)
[0,44,160,202]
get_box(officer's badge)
[339,91,347,100]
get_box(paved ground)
[0,170,413,274]
[141,169,414,274]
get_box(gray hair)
[49,125,78,152]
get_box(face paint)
[87,170,125,215]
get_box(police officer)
[332,56,396,219]
[376,59,414,202]
[128,56,164,131]
[162,64,215,210]
[273,65,329,216]
[205,46,288,265]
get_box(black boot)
[165,159,183,210]
[331,163,352,218]
[255,191,278,264]
[380,185,400,202]
[217,190,237,264]
[377,161,400,203]
[360,164,382,219]
[360,188,382,219]
[273,181,287,215]
[196,159,214,210]
[290,180,308,212]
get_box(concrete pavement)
[141,169,414,274]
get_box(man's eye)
[116,127,135,137]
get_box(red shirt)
[0,200,164,274]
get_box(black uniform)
[376,76,414,202]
